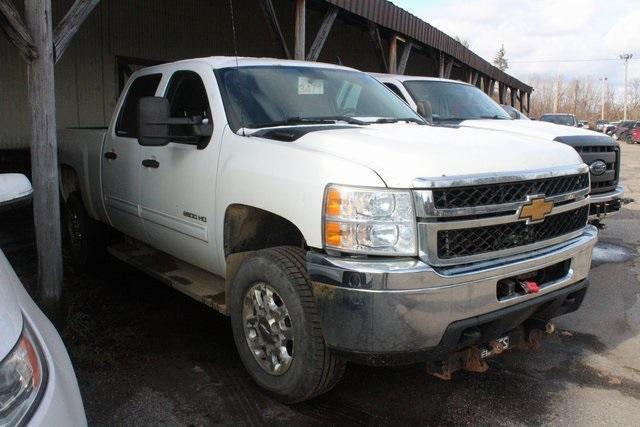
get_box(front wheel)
[230,246,345,403]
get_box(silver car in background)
[0,174,86,426]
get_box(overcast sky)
[391,0,640,92]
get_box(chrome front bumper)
[308,226,597,358]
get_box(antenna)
[228,0,246,135]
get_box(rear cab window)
[115,74,163,137]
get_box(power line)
[511,57,637,64]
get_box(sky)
[390,0,640,93]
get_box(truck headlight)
[324,185,417,255]
[0,322,46,426]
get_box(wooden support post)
[368,22,387,72]
[258,0,291,59]
[397,41,412,75]
[473,72,480,87]
[489,80,496,98]
[438,51,445,77]
[525,91,531,114]
[443,60,453,79]
[518,91,524,111]
[498,83,505,104]
[388,34,398,74]
[0,0,38,61]
[294,0,305,60]
[306,6,337,61]
[510,88,517,106]
[25,0,63,320]
[53,0,100,63]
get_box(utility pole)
[620,53,633,120]
[599,77,607,120]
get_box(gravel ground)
[1,142,639,426]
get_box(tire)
[64,192,107,271]
[230,246,345,403]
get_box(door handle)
[142,159,160,168]
[104,151,117,160]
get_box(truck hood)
[0,250,22,360]
[459,119,613,142]
[292,123,584,188]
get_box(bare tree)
[454,35,470,49]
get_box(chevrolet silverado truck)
[59,57,597,402]
[374,73,624,218]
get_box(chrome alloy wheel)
[242,282,294,375]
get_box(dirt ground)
[2,142,640,426]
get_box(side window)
[115,74,162,137]
[384,83,408,102]
[165,71,211,121]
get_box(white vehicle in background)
[373,73,624,218]
[59,57,597,402]
[0,174,86,426]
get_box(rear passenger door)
[103,72,162,242]
[139,64,222,272]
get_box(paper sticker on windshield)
[298,77,324,95]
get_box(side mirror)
[137,97,214,149]
[138,97,171,147]
[0,174,32,212]
[416,100,433,124]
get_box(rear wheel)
[230,246,345,403]
[64,192,107,271]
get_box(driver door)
[139,64,221,272]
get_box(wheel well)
[59,164,80,201]
[224,204,306,258]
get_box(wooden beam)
[258,0,291,59]
[306,6,337,61]
[294,0,305,60]
[53,0,100,63]
[473,72,480,88]
[368,22,387,72]
[0,0,37,61]
[397,41,412,75]
[388,34,398,74]
[25,0,63,320]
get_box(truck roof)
[370,73,473,86]
[142,56,359,72]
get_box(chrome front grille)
[437,206,589,259]
[432,174,589,209]
[414,165,591,266]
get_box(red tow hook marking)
[522,280,540,294]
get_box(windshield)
[540,115,576,126]
[403,80,511,121]
[216,66,424,130]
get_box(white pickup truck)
[59,57,597,402]
[374,74,624,218]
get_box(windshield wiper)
[251,116,368,128]
[373,117,425,124]
[432,117,474,122]
[478,115,511,120]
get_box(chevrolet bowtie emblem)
[519,196,554,224]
